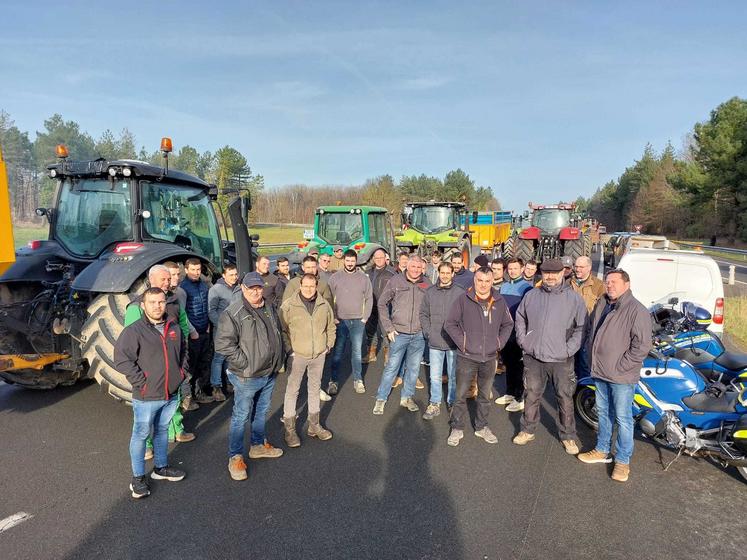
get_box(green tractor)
[289,205,397,266]
[395,201,472,262]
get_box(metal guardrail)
[257,243,298,249]
[676,241,747,260]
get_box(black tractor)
[0,140,255,402]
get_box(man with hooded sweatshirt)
[327,249,373,395]
[512,258,587,454]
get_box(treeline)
[253,171,500,224]
[0,110,500,225]
[0,112,263,223]
[580,96,747,243]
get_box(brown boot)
[362,344,378,364]
[282,416,301,448]
[307,412,332,440]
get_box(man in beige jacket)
[279,274,337,447]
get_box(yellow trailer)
[0,145,15,275]
[467,211,513,258]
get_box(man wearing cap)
[561,255,574,283]
[215,272,286,481]
[329,246,345,272]
[512,258,587,454]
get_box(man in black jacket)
[215,272,285,481]
[444,267,514,446]
[114,288,188,499]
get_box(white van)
[616,248,725,334]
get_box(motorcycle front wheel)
[737,466,747,483]
[574,385,599,430]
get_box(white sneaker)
[319,389,332,402]
[353,380,365,394]
[494,394,515,405]
[505,400,524,412]
[447,429,464,446]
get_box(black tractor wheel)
[80,279,145,403]
[564,238,585,262]
[502,236,515,259]
[515,238,534,264]
[582,233,592,257]
[574,385,599,430]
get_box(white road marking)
[596,247,604,279]
[0,512,33,534]
[714,259,747,271]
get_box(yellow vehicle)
[468,211,513,259]
[0,145,14,275]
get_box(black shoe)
[151,466,186,482]
[130,475,150,499]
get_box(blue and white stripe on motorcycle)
[637,381,684,412]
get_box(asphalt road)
[1,249,746,559]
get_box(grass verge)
[725,296,747,350]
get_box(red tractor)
[504,202,591,264]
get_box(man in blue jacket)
[496,258,533,412]
[181,258,213,405]
[512,258,587,454]
[444,267,514,446]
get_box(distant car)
[618,248,725,334]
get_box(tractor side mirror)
[241,196,250,223]
[35,207,52,223]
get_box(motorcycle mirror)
[668,297,679,305]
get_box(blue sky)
[2,1,746,212]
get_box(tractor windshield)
[141,181,222,268]
[410,206,457,234]
[55,178,133,257]
[533,209,571,235]
[317,212,363,246]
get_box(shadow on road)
[62,384,463,559]
[0,378,95,413]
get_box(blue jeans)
[594,379,636,464]
[376,332,425,401]
[227,372,276,457]
[330,319,365,383]
[429,348,456,405]
[210,352,227,387]
[130,395,179,476]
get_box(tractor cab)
[531,207,572,236]
[402,202,465,234]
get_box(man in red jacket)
[444,267,514,446]
[114,288,188,499]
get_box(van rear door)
[622,253,677,306]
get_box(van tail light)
[713,298,724,325]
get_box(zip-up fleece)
[214,298,285,379]
[444,287,514,362]
[279,292,336,359]
[114,316,187,401]
[282,276,334,309]
[585,289,652,384]
[419,282,465,350]
[377,273,432,334]
[208,278,238,326]
[515,281,587,362]
[328,269,373,321]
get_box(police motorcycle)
[648,293,747,386]
[574,301,747,481]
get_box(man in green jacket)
[279,274,337,447]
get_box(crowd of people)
[113,248,651,499]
